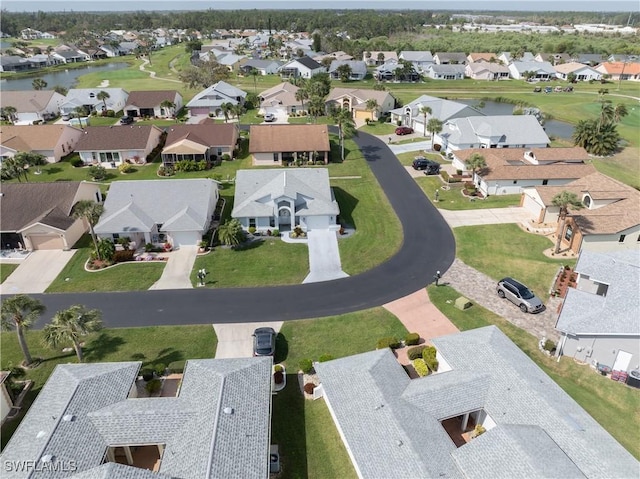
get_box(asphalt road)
[27,131,456,328]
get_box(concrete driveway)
[213,321,284,358]
[439,207,531,228]
[149,245,198,290]
[303,230,349,284]
[0,250,76,294]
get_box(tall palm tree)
[96,91,110,112]
[295,87,309,112]
[249,68,259,92]
[1,105,17,124]
[160,100,176,118]
[32,78,47,90]
[426,118,443,147]
[0,156,29,182]
[365,98,379,121]
[419,105,432,137]
[74,106,88,128]
[465,152,487,175]
[598,101,615,130]
[1,295,46,366]
[613,103,628,123]
[552,191,583,254]
[330,107,357,161]
[307,95,326,122]
[43,305,103,363]
[72,200,104,258]
[221,102,233,123]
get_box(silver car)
[496,277,544,313]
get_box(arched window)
[583,195,592,208]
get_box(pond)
[458,99,575,140]
[0,62,130,91]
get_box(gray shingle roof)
[389,95,484,123]
[442,115,550,146]
[0,358,272,479]
[315,326,638,479]
[555,249,640,335]
[186,81,247,109]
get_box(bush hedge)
[274,364,284,372]
[113,250,135,263]
[377,337,401,349]
[145,378,162,394]
[422,346,439,372]
[543,339,556,352]
[299,358,313,374]
[413,358,429,377]
[407,345,427,361]
[440,171,461,183]
[318,354,334,363]
[405,332,420,346]
[71,158,84,167]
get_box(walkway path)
[148,246,198,290]
[0,250,76,294]
[138,58,182,83]
[303,230,349,284]
[438,207,532,227]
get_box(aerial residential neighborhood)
[0,3,639,478]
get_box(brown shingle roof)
[125,90,179,108]
[249,125,330,153]
[164,123,238,149]
[74,125,163,151]
[0,90,58,111]
[0,125,81,151]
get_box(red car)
[395,126,413,135]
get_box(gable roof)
[442,115,550,146]
[284,56,323,71]
[259,82,300,108]
[554,62,600,74]
[249,124,330,153]
[315,326,638,479]
[595,62,640,75]
[556,249,640,336]
[0,90,61,111]
[163,123,238,149]
[63,88,128,106]
[328,60,367,76]
[399,51,433,62]
[186,81,247,108]
[0,357,272,479]
[434,52,467,63]
[428,64,466,74]
[467,52,498,63]
[0,124,82,152]
[74,125,162,151]
[466,62,510,74]
[510,61,556,74]
[326,87,391,106]
[124,90,179,108]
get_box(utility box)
[270,445,280,473]
[455,297,472,310]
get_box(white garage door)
[522,193,542,221]
[170,231,199,247]
[264,106,287,117]
[29,235,64,250]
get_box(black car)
[412,157,441,175]
[120,115,134,125]
[253,327,276,356]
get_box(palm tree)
[552,191,583,254]
[597,88,609,101]
[0,156,29,182]
[43,305,103,362]
[231,103,243,120]
[330,106,357,161]
[598,101,615,130]
[613,103,628,123]
[217,219,244,247]
[307,95,326,122]
[465,152,487,175]
[295,87,309,112]
[96,90,110,112]
[1,105,17,124]
[72,200,104,258]
[249,68,259,92]
[221,102,233,123]
[365,99,379,121]
[160,100,176,118]
[419,105,432,137]
[32,78,47,90]
[74,106,88,128]
[426,118,443,147]
[1,295,46,366]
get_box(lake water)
[0,62,130,91]
[459,99,575,140]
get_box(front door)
[612,350,633,372]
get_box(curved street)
[29,131,456,327]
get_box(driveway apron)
[303,230,349,284]
[148,245,198,290]
[0,250,76,294]
[214,321,284,358]
[439,207,531,227]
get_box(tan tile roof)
[249,125,330,153]
[0,124,81,151]
[75,125,163,151]
[596,62,640,75]
[554,62,596,74]
[164,123,238,149]
[0,90,58,111]
[467,53,497,62]
[125,90,180,108]
[326,88,392,106]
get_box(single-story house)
[315,326,638,479]
[594,62,640,81]
[161,123,238,168]
[535,52,571,65]
[123,90,183,118]
[232,168,339,233]
[521,172,640,254]
[555,249,640,374]
[74,125,164,167]
[0,357,273,479]
[216,53,248,72]
[508,61,556,80]
[573,53,607,66]
[433,52,467,65]
[60,88,129,116]
[434,115,549,153]
[328,60,368,81]
[325,88,395,121]
[313,51,354,63]
[389,94,484,134]
[51,49,89,63]
[0,124,84,163]
[426,64,466,80]
[464,62,510,81]
[554,62,601,81]
[399,51,434,73]
[0,90,66,124]
[95,179,218,248]
[279,57,325,79]
[363,50,398,66]
[466,52,497,64]
[239,59,281,76]
[249,124,330,166]
[453,147,596,196]
[258,82,302,116]
[0,55,42,73]
[185,81,247,119]
[374,60,420,82]
[0,181,102,250]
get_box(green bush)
[88,165,107,181]
[377,337,401,349]
[413,358,429,377]
[118,162,133,173]
[168,360,185,374]
[141,369,154,381]
[299,358,313,374]
[318,354,334,363]
[272,229,280,237]
[543,339,556,352]
[274,364,284,372]
[405,332,420,346]
[248,226,256,234]
[145,378,162,394]
[222,154,231,161]
[71,158,84,167]
[407,345,427,361]
[155,363,167,376]
[422,346,439,372]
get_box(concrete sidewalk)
[148,246,198,290]
[214,321,284,358]
[439,207,531,227]
[0,250,76,294]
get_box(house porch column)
[461,413,469,431]
[124,446,134,465]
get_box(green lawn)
[427,284,640,460]
[0,264,19,283]
[0,325,217,449]
[416,176,521,210]
[453,224,572,298]
[358,121,396,135]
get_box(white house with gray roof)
[60,88,129,116]
[434,115,549,153]
[315,326,638,479]
[398,51,434,73]
[555,249,640,374]
[328,60,368,80]
[232,168,339,233]
[95,179,218,248]
[185,81,247,119]
[508,61,556,80]
[0,357,273,479]
[426,64,466,80]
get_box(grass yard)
[453,224,572,298]
[358,121,396,135]
[416,176,521,210]
[427,284,640,460]
[0,325,217,450]
[0,264,19,283]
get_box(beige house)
[325,88,395,121]
[0,90,66,124]
[363,50,398,66]
[249,124,330,166]
[466,52,498,63]
[258,82,302,117]
[161,122,238,168]
[0,124,84,163]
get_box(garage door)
[522,193,542,222]
[354,110,371,120]
[29,235,64,250]
[170,232,199,247]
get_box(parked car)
[252,327,276,356]
[61,113,71,121]
[395,126,413,135]
[412,156,441,175]
[554,86,563,92]
[544,86,553,93]
[264,113,275,122]
[120,115,134,125]
[563,86,574,92]
[496,277,544,313]
[533,87,542,93]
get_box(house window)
[99,152,120,162]
[249,218,256,228]
[542,179,548,186]
[583,195,591,208]
[619,234,626,243]
[273,153,279,162]
[564,226,573,241]
[512,180,518,185]
[112,233,120,241]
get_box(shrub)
[145,378,162,394]
[118,162,133,173]
[405,332,420,346]
[299,358,313,374]
[88,165,107,181]
[543,339,556,352]
[304,382,316,394]
[248,226,256,234]
[144,243,154,252]
[155,363,166,376]
[71,158,84,167]
[273,371,284,384]
[141,369,154,381]
[272,229,279,237]
[274,364,284,373]
[113,250,134,263]
[168,360,185,374]
[106,110,115,117]
[407,345,427,361]
[222,154,231,161]
[422,346,439,372]
[377,337,401,349]
[318,354,334,363]
[413,358,429,377]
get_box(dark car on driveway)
[395,126,414,135]
[412,157,441,175]
[253,327,276,356]
[496,277,544,313]
[120,115,134,125]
